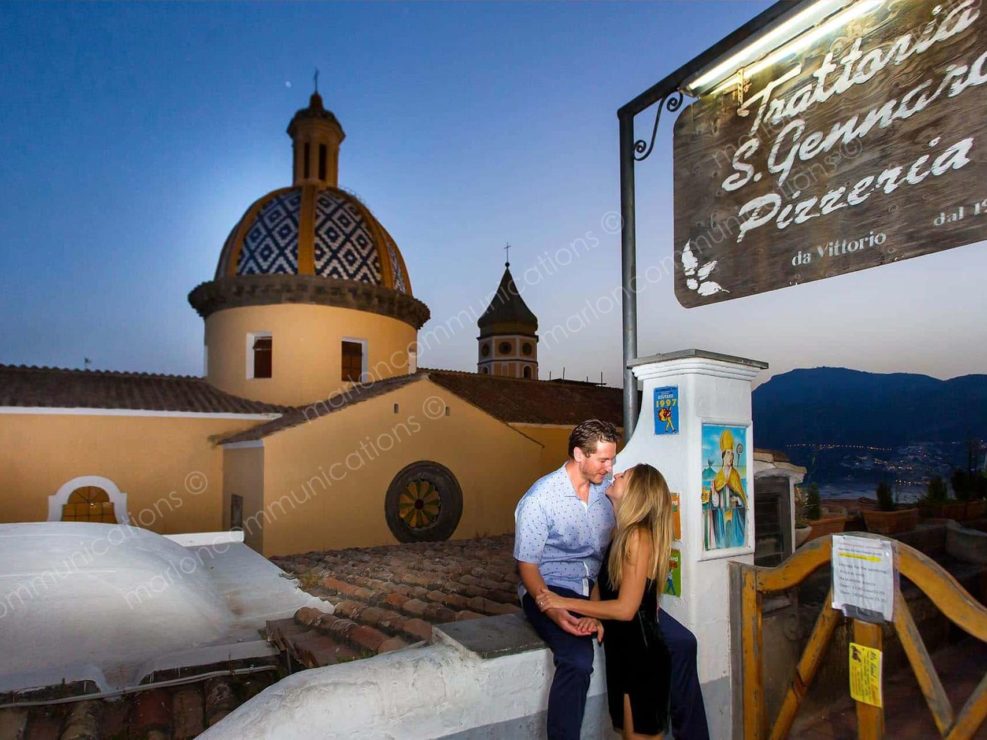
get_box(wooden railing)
[733,532,987,739]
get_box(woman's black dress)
[597,543,672,735]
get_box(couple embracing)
[515,420,709,740]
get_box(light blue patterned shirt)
[514,464,615,598]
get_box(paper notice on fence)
[831,535,895,622]
[849,642,883,708]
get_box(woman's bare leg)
[622,694,663,740]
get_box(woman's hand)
[536,590,567,612]
[576,617,605,643]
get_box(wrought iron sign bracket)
[616,0,798,433]
[633,91,685,163]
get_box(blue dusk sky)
[1,1,984,386]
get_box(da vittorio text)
[792,231,887,266]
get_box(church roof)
[0,365,286,415]
[220,373,423,443]
[219,369,623,444]
[477,266,538,338]
[427,370,620,426]
[1,364,621,433]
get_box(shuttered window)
[253,335,272,379]
[342,341,363,382]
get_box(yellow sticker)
[849,642,883,708]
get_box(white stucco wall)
[616,351,765,740]
[202,631,615,739]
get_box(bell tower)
[477,248,538,379]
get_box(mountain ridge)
[753,367,987,449]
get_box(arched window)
[62,486,116,523]
[523,366,532,379]
[48,476,129,523]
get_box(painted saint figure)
[710,429,746,548]
[703,427,747,549]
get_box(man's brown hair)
[568,419,619,458]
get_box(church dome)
[188,91,428,331]
[214,185,410,294]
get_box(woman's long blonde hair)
[607,463,673,593]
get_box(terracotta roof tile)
[269,535,521,666]
[219,372,424,443]
[220,368,623,444]
[425,369,623,427]
[1,673,279,738]
[0,364,286,416]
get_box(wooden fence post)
[741,566,764,739]
[853,620,884,740]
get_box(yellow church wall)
[0,412,266,532]
[205,303,416,407]
[509,423,575,478]
[222,444,265,552]
[510,422,627,480]
[252,379,543,556]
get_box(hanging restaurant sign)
[672,0,987,307]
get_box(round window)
[521,342,533,356]
[498,341,512,355]
[385,461,463,542]
[480,343,491,357]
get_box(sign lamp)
[682,0,878,96]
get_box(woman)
[536,462,674,739]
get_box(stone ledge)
[629,348,768,369]
[434,613,545,660]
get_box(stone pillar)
[616,349,767,740]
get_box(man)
[515,419,616,740]
[515,419,709,740]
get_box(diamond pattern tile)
[224,186,407,292]
[313,191,382,284]
[385,233,408,294]
[236,190,302,275]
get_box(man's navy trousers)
[523,588,710,740]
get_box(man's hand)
[545,607,596,637]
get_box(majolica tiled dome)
[188,92,429,330]
[214,185,410,294]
